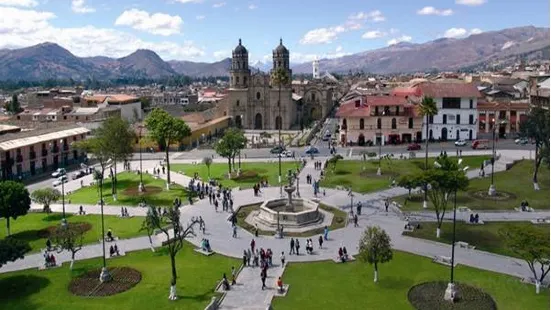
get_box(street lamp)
[434,159,469,302]
[488,118,503,196]
[99,169,111,282]
[348,189,354,215]
[377,111,386,176]
[138,125,144,192]
[295,173,300,197]
[278,108,283,197]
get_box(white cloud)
[196,15,205,20]
[417,6,453,16]
[0,6,204,60]
[213,50,229,60]
[71,0,95,14]
[0,0,38,7]
[174,0,203,3]
[387,35,412,46]
[335,45,343,52]
[455,0,487,6]
[115,9,182,36]
[248,4,257,10]
[349,10,386,22]
[362,30,386,39]
[212,2,226,8]
[299,26,346,44]
[442,27,483,38]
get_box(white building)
[415,82,481,141]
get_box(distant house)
[82,94,142,122]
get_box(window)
[377,118,381,129]
[374,106,379,116]
[395,106,400,115]
[391,118,397,129]
[256,92,261,100]
[76,116,79,120]
[408,117,413,129]
[442,97,461,109]
[63,116,67,120]
[244,77,247,86]
[236,76,240,84]
[469,99,473,109]
[311,93,316,101]
[443,114,447,124]
[236,100,240,107]
[469,114,474,125]
[359,118,364,130]
[456,114,461,124]
[429,115,434,124]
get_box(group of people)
[338,247,349,263]
[109,244,121,257]
[253,182,265,196]
[200,238,212,253]
[43,252,57,268]
[120,207,130,218]
[208,186,233,213]
[520,200,531,212]
[304,239,315,254]
[469,213,480,224]
[313,161,325,170]
[122,160,132,171]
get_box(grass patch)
[0,245,239,310]
[399,160,550,211]
[67,172,189,207]
[171,162,300,189]
[0,213,146,253]
[403,221,550,259]
[271,251,548,310]
[235,203,347,237]
[321,156,490,194]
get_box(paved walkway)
[1,150,546,309]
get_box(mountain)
[169,58,231,77]
[291,26,550,74]
[117,49,176,78]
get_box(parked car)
[407,143,421,151]
[72,170,86,180]
[305,146,319,154]
[454,139,467,147]
[515,138,529,145]
[471,139,490,149]
[278,150,293,158]
[270,145,285,154]
[53,175,68,187]
[51,168,66,178]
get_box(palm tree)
[417,96,438,209]
[272,66,290,193]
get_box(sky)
[0,0,549,64]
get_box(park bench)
[455,241,476,250]
[514,206,534,212]
[531,218,550,225]
[194,248,214,256]
[108,250,126,259]
[466,219,485,225]
[99,236,119,243]
[433,255,457,267]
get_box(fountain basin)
[254,198,322,228]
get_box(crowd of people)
[469,213,480,224]
[43,251,56,268]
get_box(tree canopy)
[215,128,247,174]
[0,237,31,268]
[520,106,550,187]
[30,188,61,213]
[357,226,393,282]
[0,181,31,236]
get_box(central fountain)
[246,169,329,236]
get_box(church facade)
[226,39,335,130]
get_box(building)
[226,39,333,130]
[529,76,550,109]
[336,96,422,146]
[0,125,90,180]
[313,58,320,79]
[477,100,529,137]
[82,94,142,122]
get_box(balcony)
[16,155,23,163]
[63,144,69,151]
[30,151,36,160]
[41,149,48,157]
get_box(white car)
[51,168,66,178]
[454,139,467,147]
[278,150,293,158]
[53,175,68,187]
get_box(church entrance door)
[254,113,263,130]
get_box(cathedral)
[226,38,335,130]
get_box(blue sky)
[0,0,548,63]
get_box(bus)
[471,139,489,149]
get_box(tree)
[142,205,201,300]
[145,108,191,189]
[328,154,343,171]
[417,96,438,208]
[202,157,213,179]
[520,106,550,190]
[423,157,469,238]
[0,237,31,268]
[214,128,247,175]
[140,96,152,110]
[500,225,550,294]
[52,225,85,270]
[397,173,423,198]
[100,117,136,199]
[30,188,61,214]
[357,226,393,282]
[7,94,21,114]
[0,181,31,236]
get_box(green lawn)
[67,172,189,207]
[171,161,300,189]
[272,251,548,310]
[322,156,490,194]
[0,213,146,253]
[0,246,239,310]
[403,221,550,259]
[399,160,550,211]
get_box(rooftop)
[416,82,481,98]
[0,125,90,151]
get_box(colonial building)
[226,39,333,130]
[477,100,529,137]
[336,96,422,146]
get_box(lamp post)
[138,126,144,192]
[377,111,385,176]
[488,119,497,196]
[296,174,300,197]
[348,189,354,215]
[99,170,110,282]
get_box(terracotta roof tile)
[416,82,481,98]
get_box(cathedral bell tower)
[230,39,251,89]
[271,38,292,87]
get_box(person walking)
[260,268,267,290]
[295,238,300,255]
[232,225,237,238]
[323,226,329,241]
[318,235,323,248]
[251,239,256,254]
[354,214,359,227]
[231,266,237,285]
[289,238,295,255]
[280,251,285,267]
[385,199,389,212]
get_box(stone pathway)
[1,150,546,309]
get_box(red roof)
[416,82,481,98]
[390,87,422,97]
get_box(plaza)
[0,149,548,310]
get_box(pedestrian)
[354,214,359,227]
[323,226,329,241]
[280,251,285,267]
[232,225,237,238]
[318,235,323,248]
[385,199,389,212]
[290,238,295,255]
[260,268,267,290]
[243,250,248,267]
[295,238,300,255]
[231,266,236,285]
[251,239,256,253]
